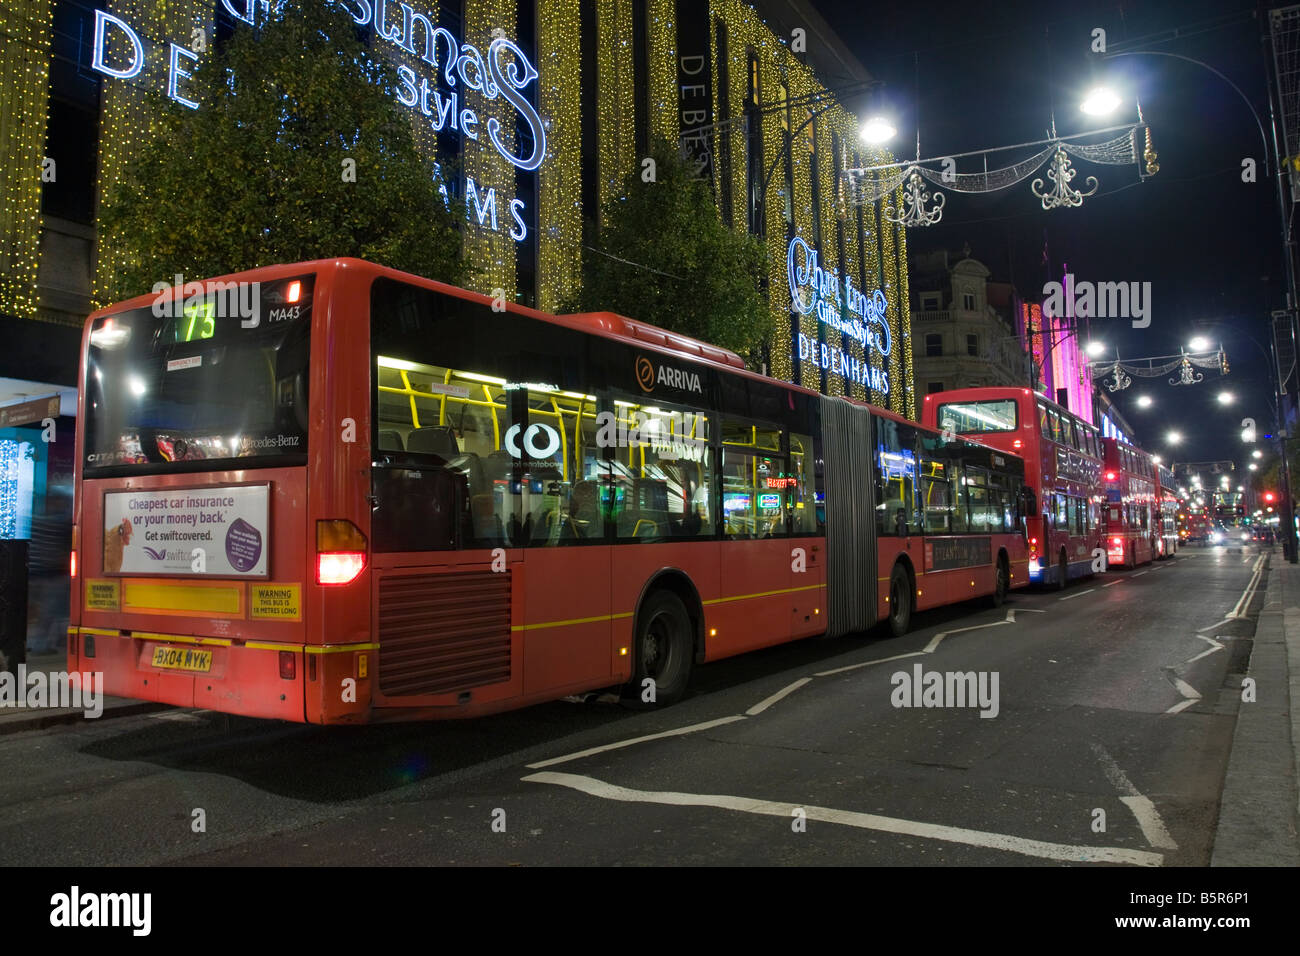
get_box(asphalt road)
[0,544,1266,866]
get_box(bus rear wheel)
[988,555,1008,608]
[623,591,694,709]
[888,564,913,637]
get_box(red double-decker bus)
[1101,437,1157,567]
[68,258,1028,724]
[922,387,1103,589]
[1154,463,1181,559]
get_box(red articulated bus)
[69,258,1028,724]
[922,387,1104,589]
[1100,437,1158,568]
[1154,463,1181,559]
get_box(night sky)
[814,0,1281,474]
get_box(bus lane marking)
[1089,743,1178,850]
[1103,580,1123,587]
[1057,588,1096,601]
[521,771,1164,866]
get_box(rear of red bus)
[921,388,1053,579]
[67,261,372,723]
[1100,438,1155,568]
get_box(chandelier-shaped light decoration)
[1032,148,1099,210]
[844,123,1153,227]
[1089,346,1227,392]
[883,170,944,226]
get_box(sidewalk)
[1211,553,1300,865]
[0,652,167,736]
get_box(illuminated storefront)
[2,0,913,417]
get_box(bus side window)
[1038,404,1051,440]
[918,433,954,533]
[965,466,992,533]
[875,418,917,537]
[789,432,818,534]
[614,402,714,542]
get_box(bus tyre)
[988,555,1008,608]
[1056,551,1068,591]
[888,564,913,638]
[623,591,694,709]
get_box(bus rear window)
[936,400,1018,434]
[83,275,313,475]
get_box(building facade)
[2,0,913,410]
[908,248,1027,396]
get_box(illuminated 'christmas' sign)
[787,235,891,357]
[89,1,547,242]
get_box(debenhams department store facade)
[0,0,913,415]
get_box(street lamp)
[1167,430,1183,444]
[1188,336,1211,352]
[1086,340,1107,357]
[1080,86,1122,115]
[859,116,896,144]
[1250,463,1259,471]
[1253,449,1263,459]
[1136,395,1153,408]
[1217,391,1235,405]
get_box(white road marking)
[524,716,747,769]
[1196,618,1234,634]
[1228,554,1266,619]
[815,651,924,677]
[922,620,1010,653]
[1164,674,1201,715]
[1132,571,1148,577]
[1057,588,1096,601]
[1103,580,1123,587]
[1184,634,1224,665]
[1120,796,1179,850]
[1090,743,1179,851]
[746,678,812,716]
[523,771,1164,866]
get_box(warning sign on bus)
[250,584,301,621]
[84,579,121,612]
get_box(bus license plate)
[150,646,213,673]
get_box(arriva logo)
[636,356,703,394]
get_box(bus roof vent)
[562,311,747,370]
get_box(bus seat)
[378,430,405,452]
[407,425,459,457]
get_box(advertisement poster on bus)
[102,485,269,576]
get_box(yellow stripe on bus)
[303,643,380,655]
[702,583,825,606]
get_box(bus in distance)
[69,258,1029,725]
[923,387,1103,588]
[1101,437,1157,567]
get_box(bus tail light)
[70,550,77,578]
[1111,537,1122,546]
[317,520,367,585]
[1012,439,1023,450]
[279,651,296,680]
[1105,471,1117,481]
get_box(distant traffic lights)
[1264,491,1276,503]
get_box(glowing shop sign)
[787,236,891,356]
[798,333,890,394]
[89,2,546,242]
